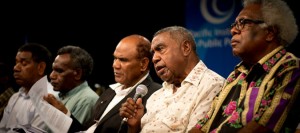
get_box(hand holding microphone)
[118,84,148,133]
[122,84,148,122]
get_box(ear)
[140,57,149,72]
[73,69,82,80]
[181,40,192,56]
[266,26,278,42]
[37,62,46,76]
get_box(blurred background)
[0,0,299,90]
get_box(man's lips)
[155,65,165,74]
[114,72,122,77]
[231,39,239,47]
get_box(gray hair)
[57,45,94,80]
[243,0,298,46]
[153,26,197,51]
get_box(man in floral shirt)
[189,0,300,132]
[120,26,225,133]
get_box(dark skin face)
[151,32,187,87]
[230,3,277,66]
[13,51,45,92]
[50,54,81,93]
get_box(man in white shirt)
[0,43,59,133]
[44,34,162,133]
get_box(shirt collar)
[228,46,286,84]
[18,87,30,99]
[109,71,149,96]
[58,81,89,99]
[234,46,286,74]
[162,60,206,87]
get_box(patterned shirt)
[141,60,225,133]
[0,87,15,119]
[196,46,300,133]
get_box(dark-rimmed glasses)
[230,18,264,30]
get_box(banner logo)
[200,0,235,24]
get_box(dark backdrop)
[0,0,299,89]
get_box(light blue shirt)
[59,81,99,124]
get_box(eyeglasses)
[230,18,264,30]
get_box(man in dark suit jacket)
[69,76,161,133]
[44,34,162,133]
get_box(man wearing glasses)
[189,0,300,132]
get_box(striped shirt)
[197,46,300,133]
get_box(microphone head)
[136,84,148,97]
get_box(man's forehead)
[16,51,33,59]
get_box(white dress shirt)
[85,72,149,133]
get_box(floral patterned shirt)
[141,60,225,133]
[195,46,300,133]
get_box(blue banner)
[186,0,242,77]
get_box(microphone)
[118,84,148,133]
[121,84,148,122]
[133,84,148,102]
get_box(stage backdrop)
[186,0,242,78]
